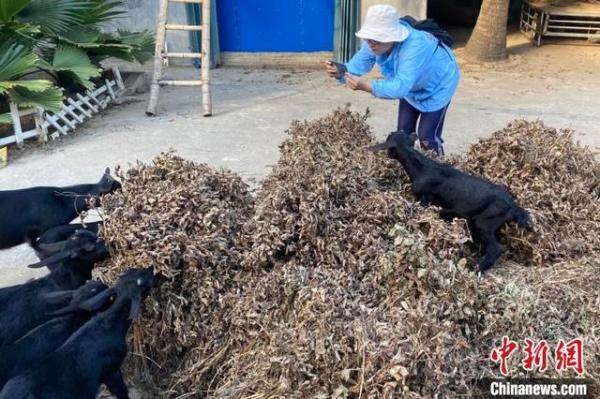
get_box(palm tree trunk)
[464,0,511,62]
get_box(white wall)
[103,0,191,53]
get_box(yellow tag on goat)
[0,147,7,169]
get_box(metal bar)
[201,0,212,116]
[545,31,600,38]
[547,19,600,25]
[147,0,169,116]
[548,25,600,30]
[159,80,205,86]
[165,24,203,31]
[164,52,203,58]
[169,0,203,3]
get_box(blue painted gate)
[216,1,335,52]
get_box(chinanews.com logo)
[478,336,598,398]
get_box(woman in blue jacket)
[325,5,460,155]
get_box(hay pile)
[459,120,600,265]
[97,154,255,395]
[98,109,599,397]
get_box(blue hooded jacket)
[342,20,460,112]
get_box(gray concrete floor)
[1,33,599,286]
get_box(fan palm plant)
[0,0,154,121]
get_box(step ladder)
[146,0,212,117]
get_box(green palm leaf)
[0,42,37,81]
[8,85,63,113]
[0,79,52,94]
[51,45,100,90]
[17,0,89,34]
[76,0,125,26]
[0,0,30,22]
[0,112,12,124]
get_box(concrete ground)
[1,32,599,285]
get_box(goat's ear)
[37,240,67,254]
[42,290,74,304]
[367,141,395,152]
[104,167,110,175]
[78,288,114,311]
[28,250,71,268]
[128,293,143,320]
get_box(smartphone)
[329,60,347,76]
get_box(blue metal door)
[216,1,335,52]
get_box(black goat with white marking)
[0,267,154,399]
[0,230,108,346]
[0,168,119,250]
[0,280,108,388]
[369,131,530,272]
[30,221,103,260]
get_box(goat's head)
[42,280,109,316]
[28,230,108,271]
[77,267,155,320]
[98,168,121,195]
[367,131,418,159]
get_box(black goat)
[0,230,108,346]
[0,280,108,388]
[30,221,103,260]
[369,131,530,272]
[0,267,155,399]
[0,168,119,250]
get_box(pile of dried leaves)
[458,119,600,265]
[96,153,255,395]
[98,109,599,397]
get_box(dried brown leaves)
[459,119,600,265]
[98,110,599,398]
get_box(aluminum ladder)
[146,0,212,116]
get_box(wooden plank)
[146,0,169,116]
[105,79,117,100]
[86,90,105,110]
[45,114,68,136]
[34,107,48,142]
[164,52,203,59]
[159,80,205,86]
[57,111,76,130]
[112,66,125,92]
[165,24,202,31]
[0,135,16,147]
[9,102,25,146]
[64,104,85,123]
[68,98,92,118]
[77,93,98,113]
[201,0,212,116]
[169,0,203,3]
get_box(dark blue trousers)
[397,99,450,155]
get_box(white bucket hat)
[356,5,409,43]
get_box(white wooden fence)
[0,67,125,148]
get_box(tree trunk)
[464,0,511,62]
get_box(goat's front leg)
[103,369,129,399]
[474,222,504,272]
